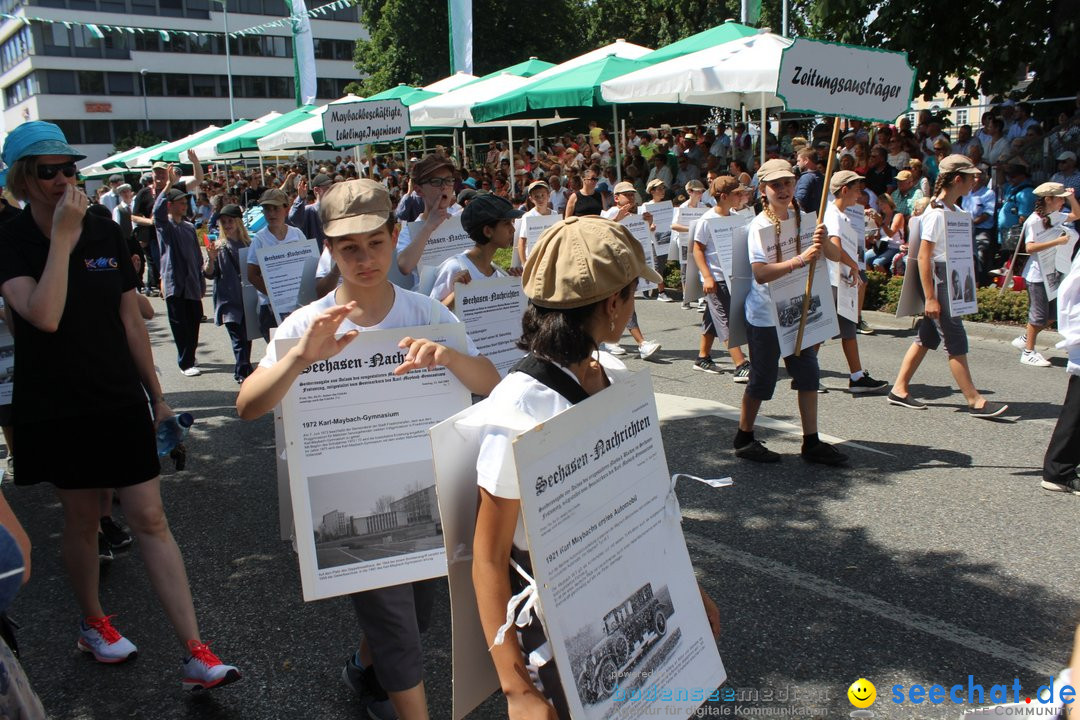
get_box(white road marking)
[655,393,894,457]
[683,532,1061,677]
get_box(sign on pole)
[776,39,917,124]
[321,99,412,149]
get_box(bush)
[664,260,681,290]
[861,270,1031,325]
[863,271,904,313]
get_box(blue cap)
[0,121,85,186]
[462,176,477,189]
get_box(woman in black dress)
[563,164,605,218]
[0,122,240,690]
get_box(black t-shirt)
[0,208,146,423]
[132,187,155,246]
[572,190,603,217]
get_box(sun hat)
[1034,182,1069,198]
[756,159,795,182]
[829,170,865,194]
[318,179,393,237]
[0,121,85,185]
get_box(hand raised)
[52,184,87,249]
[295,302,360,364]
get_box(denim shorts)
[915,263,969,356]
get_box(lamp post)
[139,68,149,132]
[210,0,236,123]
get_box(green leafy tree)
[808,0,1080,101]
[113,130,162,154]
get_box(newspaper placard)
[620,214,658,293]
[514,370,725,719]
[776,39,917,123]
[410,215,473,270]
[896,215,924,317]
[766,212,839,356]
[642,201,674,258]
[833,205,863,324]
[0,306,11,406]
[943,210,977,316]
[278,324,471,600]
[727,221,753,347]
[453,276,526,376]
[256,238,320,323]
[1032,224,1069,301]
[1056,225,1080,276]
[322,99,411,148]
[672,205,708,264]
[701,214,747,278]
[522,213,560,260]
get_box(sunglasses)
[37,162,78,180]
[420,177,453,188]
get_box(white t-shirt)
[823,203,858,288]
[919,206,951,263]
[394,206,464,290]
[258,285,478,368]
[475,352,630,549]
[430,252,507,302]
[692,207,736,282]
[746,211,805,328]
[248,224,309,305]
[1022,211,1069,284]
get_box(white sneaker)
[1021,351,1052,367]
[656,292,674,303]
[181,366,202,377]
[599,342,626,356]
[1011,335,1028,350]
[182,641,242,691]
[638,340,661,360]
[78,615,137,664]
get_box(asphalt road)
[6,293,1079,720]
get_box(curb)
[862,310,1063,349]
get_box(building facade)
[0,0,366,163]
[321,509,348,538]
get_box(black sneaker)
[98,533,114,564]
[970,401,1008,419]
[856,319,875,335]
[1041,477,1080,495]
[734,440,781,463]
[801,441,848,466]
[732,362,751,383]
[887,392,926,410]
[693,357,722,374]
[849,373,889,394]
[342,652,397,720]
[100,516,134,550]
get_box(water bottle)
[156,413,194,458]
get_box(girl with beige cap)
[1011,182,1079,367]
[888,155,1009,417]
[472,215,721,719]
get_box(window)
[100,0,127,11]
[149,119,169,137]
[83,120,112,144]
[53,120,82,144]
[165,74,190,96]
[43,24,71,56]
[107,72,135,95]
[159,0,183,16]
[113,119,140,139]
[0,27,33,72]
[239,37,262,56]
[245,75,266,97]
[130,0,157,14]
[103,30,130,59]
[142,72,164,95]
[3,73,38,109]
[189,34,213,54]
[72,26,102,58]
[186,0,210,15]
[77,70,105,94]
[161,34,188,53]
[955,109,969,126]
[134,33,159,52]
[191,74,217,97]
[268,35,289,58]
[44,69,77,94]
[268,76,291,98]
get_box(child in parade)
[599,182,662,359]
[672,179,708,310]
[823,171,890,394]
[1041,232,1080,495]
[431,194,523,308]
[471,215,721,719]
[516,180,555,266]
[644,178,675,303]
[887,156,1009,417]
[734,159,848,465]
[1010,183,1080,367]
[203,203,253,383]
[691,175,751,378]
[236,179,499,720]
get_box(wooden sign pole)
[794,119,841,356]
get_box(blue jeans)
[224,322,253,381]
[865,247,900,275]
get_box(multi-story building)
[320,509,348,539]
[0,0,366,163]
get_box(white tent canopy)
[256,95,366,152]
[188,112,282,161]
[600,31,792,109]
[129,125,222,167]
[409,40,652,128]
[422,71,477,93]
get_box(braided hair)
[1034,197,1052,230]
[762,196,803,262]
[930,171,965,209]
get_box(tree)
[374,495,395,513]
[350,0,588,96]
[113,130,162,154]
[808,0,1079,101]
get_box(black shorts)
[915,263,969,356]
[745,323,819,401]
[13,402,160,488]
[350,579,437,692]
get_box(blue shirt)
[997,181,1036,232]
[288,196,324,252]
[794,170,823,213]
[962,186,996,230]
[154,193,205,301]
